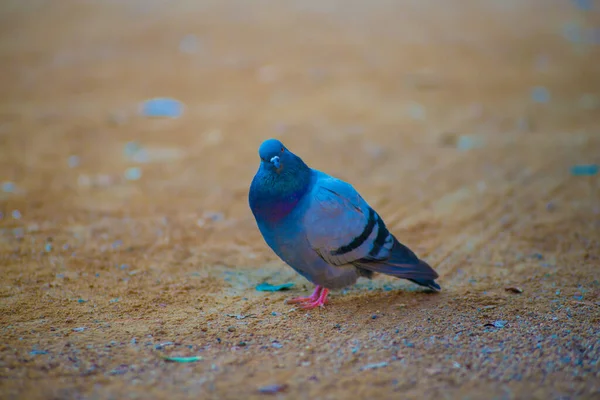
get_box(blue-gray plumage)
[249,138,440,309]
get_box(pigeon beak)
[270,156,281,170]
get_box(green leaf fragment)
[255,282,295,292]
[159,355,203,363]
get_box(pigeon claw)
[287,286,329,309]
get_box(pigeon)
[249,138,440,309]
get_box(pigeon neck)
[250,164,312,222]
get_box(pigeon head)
[258,138,302,174]
[249,139,312,220]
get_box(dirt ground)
[1,0,599,399]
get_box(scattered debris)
[255,282,295,292]
[360,362,389,371]
[72,327,86,332]
[155,342,174,350]
[140,98,184,118]
[109,365,129,375]
[570,164,598,176]
[272,342,283,349]
[30,349,49,355]
[505,286,523,294]
[159,354,203,363]
[569,300,599,307]
[484,320,508,329]
[258,384,288,394]
[225,313,256,320]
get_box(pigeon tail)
[354,237,441,291]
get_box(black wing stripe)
[368,214,390,259]
[331,207,376,256]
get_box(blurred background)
[1,1,599,399]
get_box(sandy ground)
[1,1,599,399]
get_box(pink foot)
[287,285,329,309]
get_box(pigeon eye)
[280,146,284,152]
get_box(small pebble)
[140,98,184,118]
[531,86,550,103]
[272,342,283,349]
[360,362,389,371]
[124,167,142,181]
[179,34,200,54]
[456,135,485,151]
[44,243,52,252]
[505,286,523,294]
[406,102,426,120]
[579,94,600,110]
[371,315,377,320]
[493,320,507,328]
[227,326,236,332]
[258,384,288,394]
[67,155,80,168]
[72,327,86,332]
[2,181,15,193]
[11,210,22,219]
[77,174,92,187]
